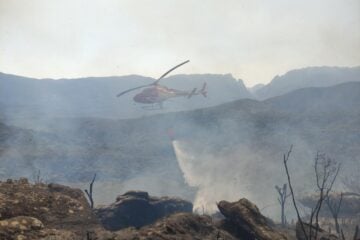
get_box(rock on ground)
[0,178,98,230]
[0,179,298,240]
[95,190,193,230]
[114,212,238,240]
[217,198,288,240]
[0,178,101,239]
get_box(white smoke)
[172,140,265,214]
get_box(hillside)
[1,82,359,217]
[255,66,360,99]
[266,81,360,116]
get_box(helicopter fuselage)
[133,85,188,104]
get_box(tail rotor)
[200,82,207,97]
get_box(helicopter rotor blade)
[116,84,153,97]
[116,60,190,97]
[154,60,190,84]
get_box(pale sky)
[0,0,359,86]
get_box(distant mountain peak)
[254,66,360,100]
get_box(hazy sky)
[0,0,359,86]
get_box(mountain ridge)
[255,65,360,99]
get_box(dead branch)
[84,173,96,209]
[312,153,341,240]
[325,192,343,234]
[283,145,308,240]
[275,183,290,226]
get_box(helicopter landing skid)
[141,104,163,110]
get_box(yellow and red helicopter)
[116,60,207,109]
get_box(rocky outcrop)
[0,178,98,230]
[95,190,193,230]
[0,179,299,239]
[0,178,103,239]
[217,198,288,240]
[112,197,296,240]
[115,212,238,240]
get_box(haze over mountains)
[254,66,360,99]
[1,62,360,216]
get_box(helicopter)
[116,60,207,109]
